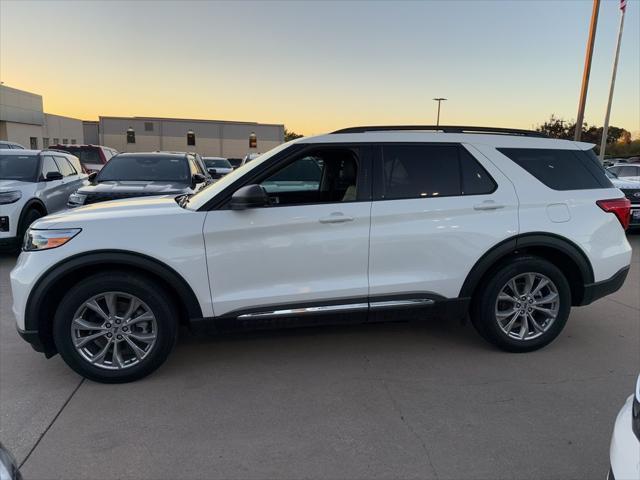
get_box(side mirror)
[88,172,98,183]
[192,173,206,185]
[207,168,217,176]
[230,184,269,210]
[46,171,63,181]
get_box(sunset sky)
[1,0,638,136]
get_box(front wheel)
[470,256,571,352]
[53,272,178,383]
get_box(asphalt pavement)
[1,235,638,479]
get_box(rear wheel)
[470,256,571,352]
[53,272,178,383]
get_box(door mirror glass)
[192,173,206,185]
[88,171,98,183]
[230,184,269,210]
[46,171,63,181]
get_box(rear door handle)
[474,201,505,211]
[319,213,354,224]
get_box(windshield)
[185,142,293,210]
[204,159,232,169]
[97,155,190,182]
[0,154,39,181]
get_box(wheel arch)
[17,198,47,230]
[460,233,594,306]
[26,250,203,356]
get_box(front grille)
[621,189,640,204]
[84,192,170,205]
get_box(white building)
[98,116,284,159]
[0,85,84,149]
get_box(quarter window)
[460,147,496,195]
[498,148,612,190]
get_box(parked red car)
[50,144,118,172]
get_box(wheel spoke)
[527,313,545,334]
[518,313,529,339]
[91,339,112,364]
[523,273,535,295]
[502,311,520,333]
[85,300,110,322]
[73,318,105,331]
[507,279,520,297]
[532,305,555,317]
[123,335,146,360]
[74,331,108,348]
[127,332,156,343]
[104,293,117,317]
[126,312,154,325]
[112,340,124,368]
[531,278,549,296]
[123,297,140,321]
[497,307,518,319]
[498,293,518,303]
[533,292,558,305]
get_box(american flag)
[620,0,627,12]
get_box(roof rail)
[331,125,548,138]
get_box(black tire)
[13,207,44,250]
[470,256,571,352]
[53,271,178,383]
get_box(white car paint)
[609,375,640,480]
[9,131,633,333]
[0,149,87,243]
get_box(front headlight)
[633,375,640,441]
[23,228,81,251]
[68,192,87,206]
[0,191,22,204]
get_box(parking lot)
[0,235,637,479]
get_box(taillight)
[597,198,631,230]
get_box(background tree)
[284,127,303,142]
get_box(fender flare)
[17,198,47,232]
[459,232,594,299]
[25,250,203,333]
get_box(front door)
[203,145,372,319]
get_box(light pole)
[433,98,447,128]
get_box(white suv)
[10,126,633,383]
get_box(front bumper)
[580,266,630,306]
[609,395,640,480]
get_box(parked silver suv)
[0,149,87,248]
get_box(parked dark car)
[606,169,640,228]
[67,152,211,207]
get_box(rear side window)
[379,144,495,199]
[498,148,613,190]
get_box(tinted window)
[41,156,60,178]
[0,154,39,181]
[54,156,76,176]
[55,146,102,166]
[498,148,613,190]
[381,145,460,199]
[97,155,190,182]
[460,147,496,195]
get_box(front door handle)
[474,201,505,211]
[319,213,354,224]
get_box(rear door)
[368,143,519,304]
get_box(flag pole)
[599,1,627,161]
[575,0,601,141]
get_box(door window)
[54,156,77,176]
[257,148,359,205]
[41,155,60,179]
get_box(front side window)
[258,148,359,205]
[41,155,61,178]
[97,155,190,182]
[0,154,39,181]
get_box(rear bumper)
[629,204,640,227]
[580,266,630,306]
